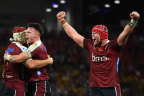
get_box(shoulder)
[27,40,42,52]
[5,44,15,53]
[13,42,27,52]
[24,41,43,58]
[108,38,117,45]
[37,42,47,52]
[8,43,16,47]
[84,38,93,49]
[5,43,20,54]
[84,38,93,44]
[108,38,123,50]
[6,43,18,50]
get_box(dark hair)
[27,23,44,35]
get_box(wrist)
[5,55,11,61]
[128,19,138,27]
[61,19,67,25]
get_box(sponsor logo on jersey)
[92,53,110,62]
[5,75,13,78]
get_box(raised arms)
[57,11,85,48]
[117,11,140,47]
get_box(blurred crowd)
[0,28,144,96]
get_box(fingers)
[4,54,7,59]
[56,11,66,21]
[49,57,53,64]
[2,72,5,78]
[47,55,50,58]
[47,55,53,64]
[57,11,65,17]
[130,11,140,20]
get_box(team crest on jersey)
[92,53,110,62]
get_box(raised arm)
[24,55,53,69]
[117,11,140,47]
[57,11,85,48]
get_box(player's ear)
[34,32,38,38]
[35,31,40,38]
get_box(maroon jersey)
[25,40,49,82]
[3,42,27,91]
[84,38,122,87]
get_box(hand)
[2,71,5,78]
[47,55,51,58]
[130,11,140,20]
[48,57,53,65]
[4,52,9,61]
[47,55,53,65]
[4,54,7,61]
[56,11,66,21]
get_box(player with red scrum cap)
[1,26,53,96]
[4,23,53,96]
[57,11,140,96]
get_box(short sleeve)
[110,38,123,52]
[83,38,92,50]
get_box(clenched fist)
[56,11,66,21]
[48,55,53,65]
[130,11,140,20]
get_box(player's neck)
[101,39,109,46]
[97,39,109,51]
[33,37,40,44]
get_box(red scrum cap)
[10,26,26,44]
[91,25,108,42]
[13,27,26,33]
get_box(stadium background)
[0,0,144,96]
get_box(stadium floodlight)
[60,0,66,4]
[104,4,110,8]
[52,2,59,8]
[114,0,120,4]
[46,8,52,12]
